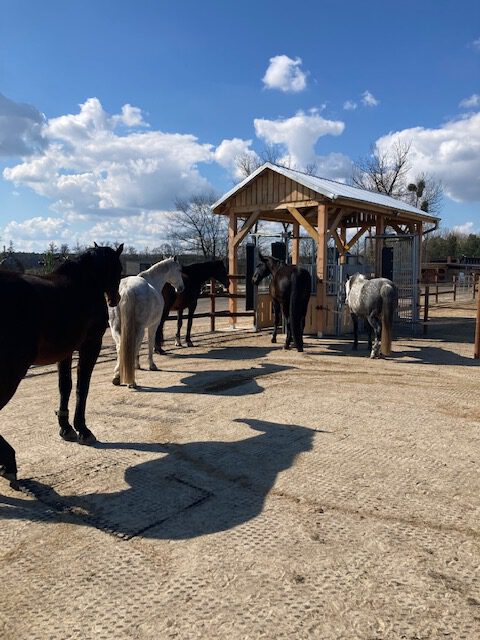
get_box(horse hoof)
[283,345,290,351]
[60,426,78,442]
[175,342,182,348]
[296,347,304,353]
[186,341,193,347]
[271,337,277,343]
[78,430,97,445]
[112,376,121,386]
[128,382,138,389]
[154,346,165,355]
[149,363,158,371]
[0,466,19,489]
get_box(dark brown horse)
[252,254,311,352]
[0,243,124,487]
[154,259,230,353]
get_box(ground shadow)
[138,363,294,396]
[320,339,478,367]
[158,345,277,362]
[0,419,323,540]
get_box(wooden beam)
[291,221,300,265]
[388,221,408,235]
[330,228,346,255]
[287,206,319,243]
[345,224,369,252]
[328,208,344,235]
[317,203,328,337]
[233,209,261,247]
[228,211,238,327]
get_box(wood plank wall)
[232,169,317,209]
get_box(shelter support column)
[228,210,238,328]
[316,203,328,337]
[339,227,347,264]
[291,221,300,265]
[375,216,385,276]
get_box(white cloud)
[262,55,307,93]
[214,138,260,180]
[3,97,215,216]
[343,100,358,111]
[459,94,480,109]
[254,109,345,172]
[361,90,379,107]
[0,93,46,156]
[1,216,70,251]
[453,221,477,234]
[375,111,480,202]
[471,37,480,52]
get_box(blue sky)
[0,0,479,251]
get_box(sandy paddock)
[0,300,479,639]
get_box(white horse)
[345,273,397,358]
[109,257,184,388]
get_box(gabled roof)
[212,162,439,221]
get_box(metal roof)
[212,162,439,221]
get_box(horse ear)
[94,241,99,248]
[173,255,178,262]
[116,243,124,256]
[258,252,266,263]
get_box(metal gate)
[326,234,420,336]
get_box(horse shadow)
[0,419,322,540]
[160,346,276,362]
[320,339,478,367]
[139,363,294,396]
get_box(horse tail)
[290,269,309,352]
[381,283,396,356]
[119,289,137,385]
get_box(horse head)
[167,257,185,293]
[252,254,270,286]
[213,260,230,289]
[91,242,124,306]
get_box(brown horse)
[0,244,124,487]
[154,259,230,353]
[252,254,311,352]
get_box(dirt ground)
[0,299,479,639]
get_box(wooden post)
[228,211,238,327]
[291,221,300,265]
[453,276,457,302]
[423,285,429,336]
[435,274,439,303]
[339,226,347,264]
[474,292,480,359]
[375,216,385,276]
[210,278,216,332]
[316,203,328,337]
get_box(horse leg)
[366,322,373,351]
[56,356,77,441]
[271,301,281,343]
[281,302,292,350]
[147,326,158,371]
[367,313,382,359]
[185,304,197,347]
[110,313,121,385]
[351,313,359,351]
[73,338,102,443]
[0,359,32,485]
[175,311,183,347]
[154,307,168,355]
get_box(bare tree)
[352,141,443,216]
[167,192,227,259]
[352,140,412,197]
[406,172,443,216]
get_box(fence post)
[474,291,480,359]
[435,274,439,303]
[453,275,457,302]
[210,278,216,332]
[423,285,429,336]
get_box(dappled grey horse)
[345,273,397,358]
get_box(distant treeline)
[424,230,480,262]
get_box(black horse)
[0,243,124,487]
[252,254,311,352]
[155,259,230,353]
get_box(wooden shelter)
[212,162,439,335]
